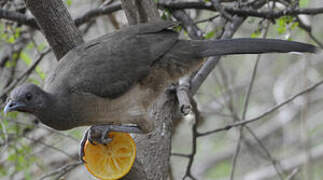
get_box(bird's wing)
[46,21,178,98]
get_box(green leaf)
[14,28,21,39]
[26,42,35,50]
[24,170,32,180]
[0,166,7,176]
[300,0,309,7]
[0,27,21,44]
[161,9,171,20]
[204,31,215,39]
[251,29,261,38]
[0,32,7,41]
[7,36,15,44]
[276,16,296,35]
[5,60,16,68]
[7,153,16,162]
[65,0,72,7]
[20,52,32,65]
[174,25,182,32]
[28,78,41,85]
[291,22,299,30]
[37,43,47,51]
[21,50,46,79]
[36,66,46,80]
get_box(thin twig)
[230,21,284,180]
[38,161,82,180]
[198,78,323,137]
[3,2,323,29]
[211,0,232,21]
[38,124,80,143]
[286,168,299,180]
[24,136,75,160]
[182,99,199,180]
[194,15,220,24]
[245,126,285,179]
[230,127,243,180]
[0,48,51,100]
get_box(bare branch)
[182,99,199,180]
[2,1,323,34]
[0,8,38,28]
[245,126,284,179]
[244,144,323,179]
[0,48,50,101]
[177,77,193,115]
[74,3,122,27]
[211,0,232,21]
[198,78,323,137]
[121,0,159,25]
[191,16,245,95]
[38,161,82,180]
[230,127,243,180]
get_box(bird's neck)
[35,92,76,130]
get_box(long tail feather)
[169,38,317,60]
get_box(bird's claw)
[80,125,112,163]
[79,124,143,163]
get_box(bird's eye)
[25,93,32,101]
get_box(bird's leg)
[80,124,143,163]
[80,129,89,163]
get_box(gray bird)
[3,21,318,161]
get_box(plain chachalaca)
[3,21,318,161]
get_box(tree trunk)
[24,0,84,60]
[120,1,175,179]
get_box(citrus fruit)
[83,132,136,180]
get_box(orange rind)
[83,132,136,180]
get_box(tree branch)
[24,0,84,59]
[120,0,159,25]
[2,2,323,32]
[0,8,38,28]
[198,78,323,137]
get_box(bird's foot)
[80,124,143,163]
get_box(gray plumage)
[4,21,317,132]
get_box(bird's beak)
[4,100,26,114]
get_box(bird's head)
[4,84,47,114]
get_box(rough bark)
[124,92,176,180]
[120,0,160,25]
[24,0,84,60]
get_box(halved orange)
[83,132,136,180]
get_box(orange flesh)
[83,132,136,180]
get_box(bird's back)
[44,21,179,99]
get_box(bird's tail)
[166,38,317,61]
[159,38,318,81]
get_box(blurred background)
[1,0,323,179]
